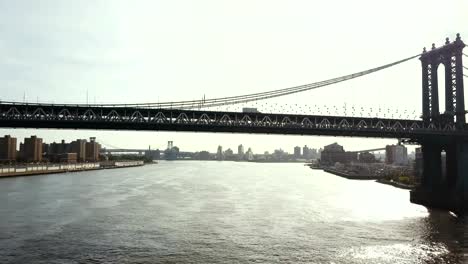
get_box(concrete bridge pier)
[411,140,468,214]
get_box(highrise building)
[385,144,408,165]
[0,135,17,162]
[70,139,87,162]
[85,137,101,162]
[23,136,43,162]
[48,140,70,155]
[238,144,245,160]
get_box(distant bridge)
[101,148,194,158]
[349,148,386,153]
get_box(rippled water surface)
[0,161,467,263]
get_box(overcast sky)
[0,0,467,152]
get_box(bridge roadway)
[0,102,466,140]
[101,148,193,157]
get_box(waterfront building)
[164,141,179,160]
[48,140,71,155]
[85,137,101,162]
[145,146,160,160]
[42,143,50,154]
[358,152,376,163]
[385,144,408,165]
[70,139,87,162]
[45,139,81,163]
[294,146,301,159]
[320,143,357,165]
[0,135,17,162]
[49,153,78,163]
[23,136,43,162]
[197,151,211,160]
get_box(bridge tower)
[421,33,465,126]
[411,34,468,213]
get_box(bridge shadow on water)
[418,209,468,263]
[389,208,467,264]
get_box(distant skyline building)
[225,148,234,160]
[0,135,17,162]
[294,146,301,159]
[238,144,245,160]
[303,145,310,159]
[217,145,224,161]
[310,148,318,159]
[273,149,287,161]
[246,147,254,161]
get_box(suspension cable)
[1,54,421,109]
[88,53,420,108]
[146,53,421,109]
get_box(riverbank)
[376,178,414,190]
[316,166,415,190]
[0,160,146,178]
[323,168,381,180]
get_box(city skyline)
[0,1,467,152]
[0,134,407,159]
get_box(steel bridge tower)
[411,33,468,213]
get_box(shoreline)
[313,166,415,190]
[323,168,381,180]
[375,178,414,190]
[0,161,147,179]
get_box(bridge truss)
[0,103,465,140]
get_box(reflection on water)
[0,161,466,263]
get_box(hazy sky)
[0,0,467,152]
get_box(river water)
[0,161,466,263]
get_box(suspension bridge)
[0,34,468,213]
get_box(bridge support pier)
[410,140,468,214]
